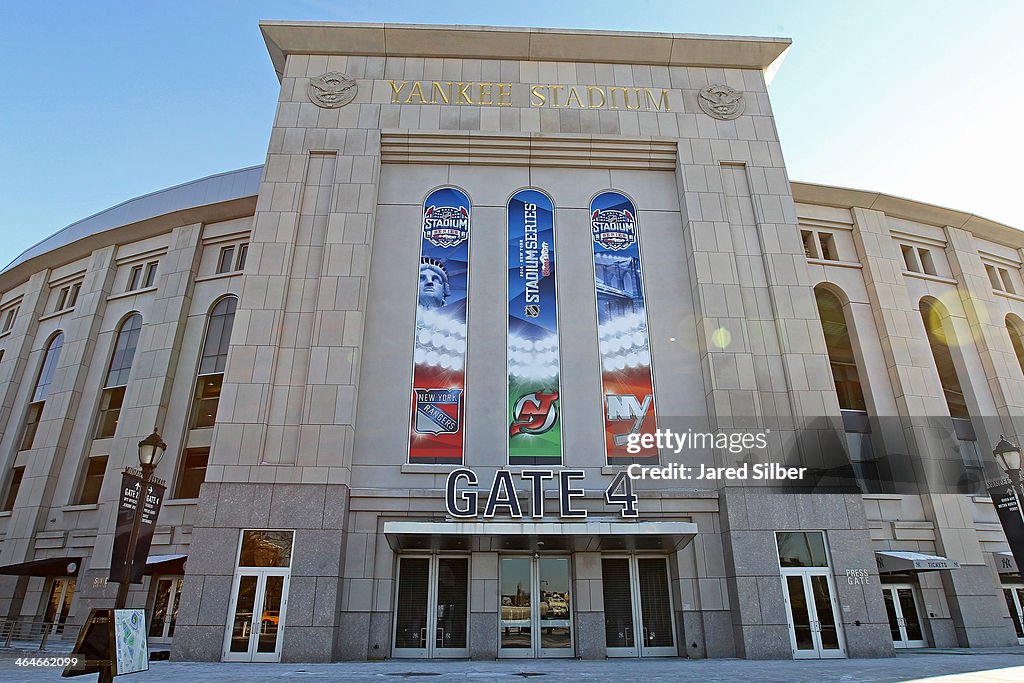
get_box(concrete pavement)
[1,651,1024,683]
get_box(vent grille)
[381,131,677,170]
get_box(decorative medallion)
[307,72,357,108]
[697,84,745,120]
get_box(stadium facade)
[1,21,1023,662]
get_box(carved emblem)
[698,84,745,120]
[307,72,357,108]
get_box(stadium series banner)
[507,189,563,465]
[409,186,471,464]
[591,191,659,464]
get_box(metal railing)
[0,619,80,651]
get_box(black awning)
[144,554,187,575]
[0,557,81,577]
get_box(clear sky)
[2,1,1021,269]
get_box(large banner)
[507,189,562,465]
[591,191,659,464]
[409,186,471,464]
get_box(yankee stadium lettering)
[389,81,674,111]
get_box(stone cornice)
[259,21,792,80]
[791,181,1023,251]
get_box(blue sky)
[2,1,1021,269]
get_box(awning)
[875,551,960,573]
[996,551,1019,575]
[144,554,187,575]
[0,557,81,577]
[383,520,698,553]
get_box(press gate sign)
[445,468,638,519]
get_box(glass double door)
[781,571,845,659]
[499,556,573,657]
[882,584,926,648]
[223,571,289,662]
[1003,585,1024,644]
[602,557,676,657]
[148,577,183,643]
[393,556,469,658]
[43,578,75,635]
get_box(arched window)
[177,297,237,499]
[1006,315,1024,378]
[920,298,981,477]
[189,297,237,430]
[95,314,142,439]
[814,287,867,412]
[920,299,968,418]
[20,332,64,450]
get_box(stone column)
[573,551,605,659]
[470,551,498,660]
[850,207,1017,647]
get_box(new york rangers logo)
[591,209,637,251]
[423,205,470,248]
[414,388,463,435]
[510,391,559,437]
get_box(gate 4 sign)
[445,468,639,519]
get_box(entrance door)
[1003,585,1024,645]
[43,578,75,635]
[499,556,573,658]
[224,571,289,662]
[781,571,846,659]
[148,577,183,643]
[602,556,676,657]
[393,556,469,658]
[222,529,294,662]
[882,584,927,648]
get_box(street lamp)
[114,429,166,610]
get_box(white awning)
[383,520,698,553]
[875,550,960,573]
[996,551,1019,574]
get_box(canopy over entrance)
[383,520,698,552]
[0,557,81,577]
[875,551,960,573]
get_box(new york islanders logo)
[591,209,637,251]
[510,391,559,437]
[423,205,470,248]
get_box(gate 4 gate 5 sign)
[507,189,563,465]
[409,187,472,464]
[591,191,659,464]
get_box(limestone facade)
[1,22,1023,662]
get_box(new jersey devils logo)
[510,391,559,437]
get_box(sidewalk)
[1,651,1024,683]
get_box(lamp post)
[993,435,1024,516]
[114,429,166,610]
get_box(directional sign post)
[109,469,166,585]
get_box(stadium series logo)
[423,205,470,248]
[591,208,637,251]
